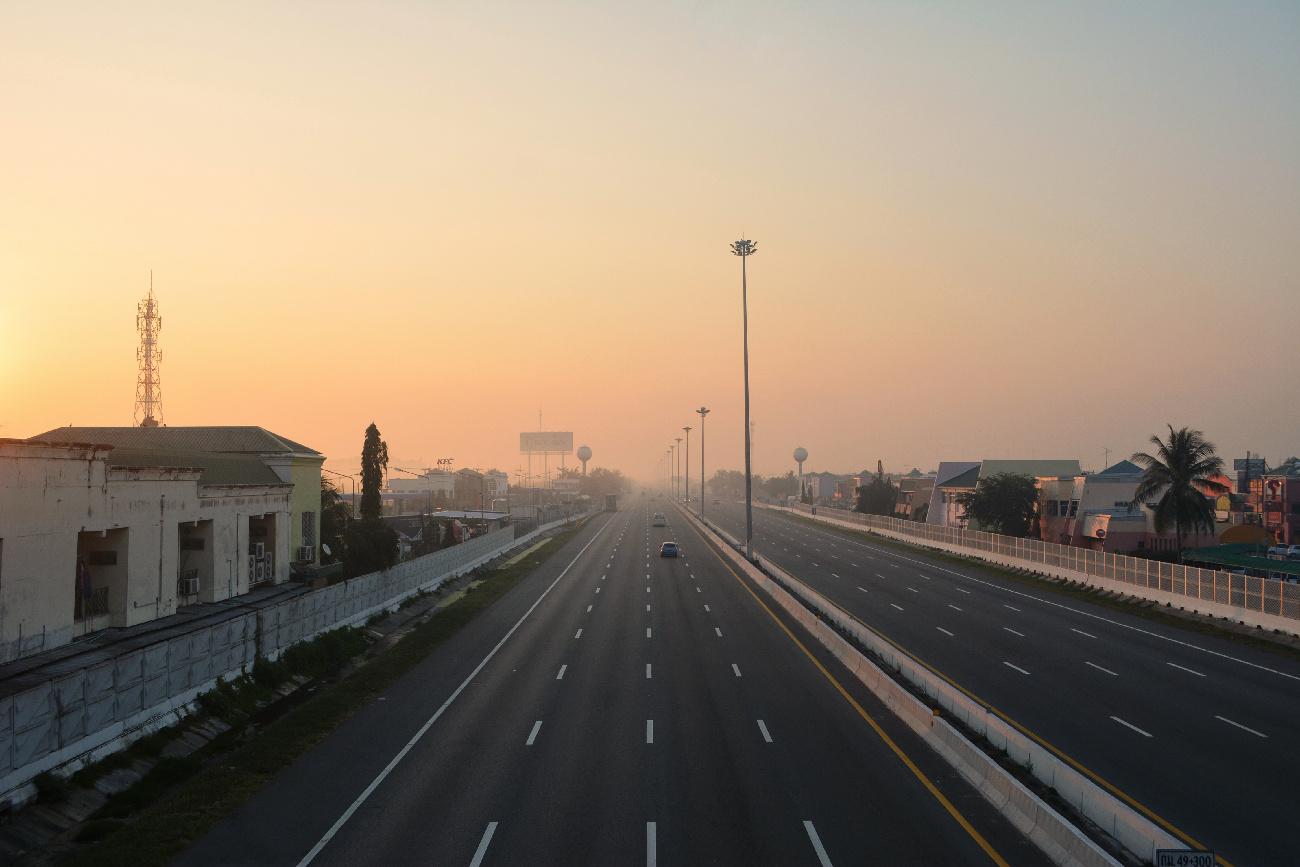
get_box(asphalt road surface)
[705,501,1300,866]
[176,503,1051,866]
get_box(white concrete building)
[0,440,293,663]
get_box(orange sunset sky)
[3,2,1298,481]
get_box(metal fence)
[788,504,1300,623]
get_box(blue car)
[659,542,679,558]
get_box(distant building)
[1038,460,1226,555]
[0,439,296,663]
[1250,473,1300,545]
[926,463,981,527]
[895,476,934,520]
[31,426,324,565]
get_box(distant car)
[659,542,679,557]
[652,512,666,527]
[1268,545,1300,559]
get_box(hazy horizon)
[4,2,1298,482]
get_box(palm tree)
[1131,425,1230,559]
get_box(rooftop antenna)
[134,271,164,427]
[1103,447,1111,471]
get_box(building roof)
[1182,544,1300,578]
[105,448,286,487]
[937,466,980,489]
[31,426,321,457]
[933,461,981,487]
[978,459,1081,480]
[1096,459,1143,477]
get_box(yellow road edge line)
[683,514,1010,867]
[765,509,1233,867]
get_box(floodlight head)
[730,238,757,257]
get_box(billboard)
[520,431,573,454]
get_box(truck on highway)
[604,494,618,512]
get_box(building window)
[302,511,316,546]
[1069,500,1079,516]
[1046,501,1058,517]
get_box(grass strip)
[61,521,588,867]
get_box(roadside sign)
[1155,850,1215,867]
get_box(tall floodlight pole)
[683,426,692,505]
[666,449,672,493]
[696,407,709,518]
[731,237,757,559]
[674,437,683,500]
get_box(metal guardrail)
[787,504,1300,625]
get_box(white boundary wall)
[0,511,591,806]
[684,506,1175,867]
[778,504,1300,637]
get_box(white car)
[652,512,666,527]
[1267,544,1300,559]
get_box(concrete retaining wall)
[684,506,1151,867]
[0,512,590,807]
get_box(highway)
[176,502,1050,866]
[705,501,1300,866]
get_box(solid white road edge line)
[294,518,610,867]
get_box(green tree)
[359,422,388,521]
[855,462,898,516]
[760,471,798,500]
[709,469,747,500]
[580,467,628,498]
[343,520,399,577]
[318,477,351,565]
[344,422,398,576]
[1131,425,1229,558]
[957,473,1039,537]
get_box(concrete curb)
[680,505,1145,867]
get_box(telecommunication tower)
[134,274,164,427]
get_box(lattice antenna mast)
[134,272,163,427]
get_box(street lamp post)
[682,426,692,506]
[321,467,359,517]
[696,407,709,518]
[731,237,757,560]
[674,437,683,501]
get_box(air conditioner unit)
[179,576,199,596]
[248,556,256,579]
[255,562,265,581]
[298,545,315,562]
